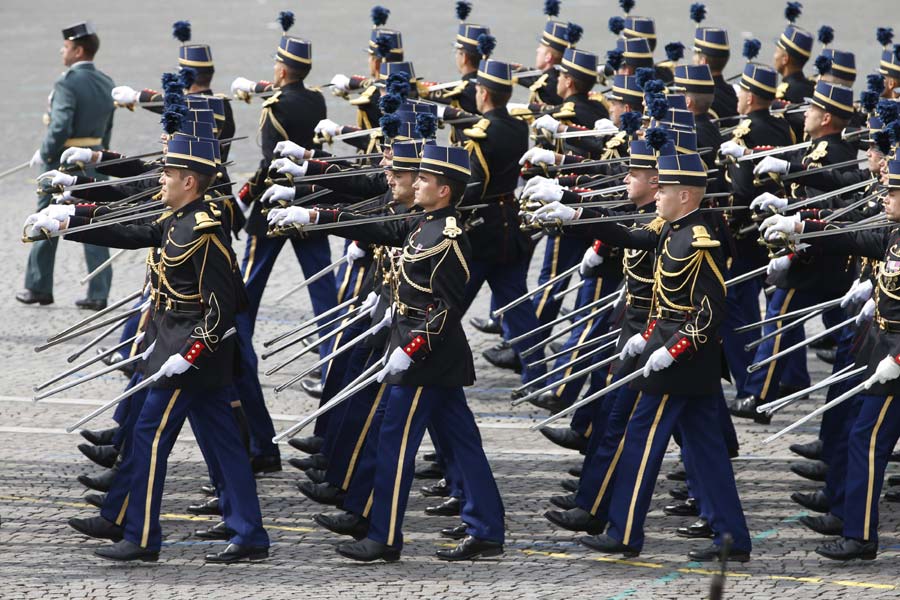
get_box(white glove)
[507,102,529,111]
[360,290,379,316]
[158,353,193,378]
[373,303,395,332]
[38,170,77,187]
[274,141,308,160]
[642,346,675,377]
[27,214,60,238]
[230,76,255,95]
[266,207,287,225]
[60,147,96,165]
[140,340,156,361]
[759,213,799,236]
[533,200,577,222]
[866,355,900,388]
[579,246,603,276]
[532,114,561,134]
[841,279,873,308]
[619,333,647,360]
[346,241,366,266]
[592,118,619,134]
[435,104,447,119]
[750,192,788,212]
[767,255,791,275]
[111,85,140,105]
[315,119,342,137]
[260,184,296,206]
[42,204,76,222]
[522,175,554,193]
[29,149,43,168]
[526,183,566,204]
[856,298,876,326]
[272,157,307,178]
[753,155,790,176]
[273,206,311,226]
[719,140,747,159]
[376,346,413,382]
[330,73,351,92]
[54,190,75,204]
[519,147,557,166]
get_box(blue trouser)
[721,263,763,398]
[116,290,152,355]
[101,385,268,551]
[823,395,863,513]
[531,235,588,326]
[819,319,863,470]
[463,256,546,383]
[367,385,504,548]
[605,392,751,553]
[234,233,338,459]
[111,371,146,451]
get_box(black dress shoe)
[68,516,123,541]
[665,466,687,482]
[676,518,714,539]
[579,533,639,557]
[94,539,158,562]
[799,514,843,536]
[194,521,237,540]
[297,481,346,506]
[539,426,588,451]
[15,289,53,306]
[421,479,450,497]
[251,454,282,475]
[560,478,578,493]
[80,426,119,447]
[187,497,221,516]
[664,498,699,517]
[689,543,750,563]
[300,378,324,399]
[789,439,823,461]
[422,452,438,462]
[84,492,107,509]
[200,483,217,496]
[815,349,837,365]
[440,522,468,540]
[568,466,582,478]
[77,443,118,469]
[288,453,328,471]
[469,316,502,335]
[544,507,606,534]
[306,468,327,484]
[206,543,269,563]
[888,474,900,487]
[314,512,369,539]
[668,485,689,500]
[336,538,400,562]
[425,497,461,516]
[550,493,578,510]
[76,298,108,311]
[790,461,828,482]
[414,462,444,479]
[816,537,877,561]
[288,435,324,455]
[791,489,830,513]
[529,392,570,414]
[78,468,117,492]
[482,342,522,374]
[884,489,900,503]
[727,395,771,424]
[436,535,503,561]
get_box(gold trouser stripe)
[387,387,423,546]
[141,389,182,548]
[584,422,593,438]
[535,237,561,319]
[336,254,356,302]
[555,278,604,397]
[342,381,387,490]
[864,395,894,539]
[115,493,130,526]
[363,490,374,518]
[591,392,642,515]
[760,289,796,399]
[130,309,151,356]
[242,236,257,284]
[623,394,669,545]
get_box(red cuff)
[893,354,900,366]
[668,337,692,359]
[752,145,774,152]
[642,319,657,341]
[592,240,604,252]
[183,341,206,364]
[238,182,251,202]
[403,335,427,359]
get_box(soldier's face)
[884,189,900,221]
[626,169,657,205]
[736,87,752,115]
[535,44,552,69]
[867,146,885,174]
[691,52,704,67]
[390,171,416,205]
[773,46,787,72]
[413,172,446,210]
[368,55,380,77]
[160,168,191,207]
[803,105,825,137]
[556,72,571,97]
[655,184,689,222]
[608,100,625,125]
[60,40,82,67]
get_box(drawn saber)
[79,248,128,285]
[491,263,580,319]
[506,291,621,346]
[0,161,31,179]
[734,297,842,333]
[34,303,146,352]
[263,295,359,347]
[756,364,866,415]
[273,254,346,303]
[33,354,144,401]
[532,368,645,430]
[264,309,370,375]
[46,289,142,342]
[744,307,826,352]
[511,341,619,406]
[746,315,856,373]
[261,304,365,360]
[524,334,618,370]
[34,333,142,391]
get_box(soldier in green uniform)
[19,21,115,310]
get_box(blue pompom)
[873,129,892,155]
[665,42,685,62]
[477,33,497,57]
[689,3,706,24]
[544,0,561,18]
[373,34,393,59]
[172,20,191,43]
[645,126,669,150]
[606,49,624,71]
[814,55,832,75]
[378,92,402,114]
[887,121,900,146]
[371,6,390,27]
[817,25,834,46]
[415,113,438,139]
[868,74,885,94]
[179,66,196,90]
[646,94,669,120]
[379,113,401,138]
[163,92,184,107]
[784,2,802,23]
[620,111,642,135]
[161,109,185,135]
[161,72,180,89]
[386,72,411,99]
[877,27,894,48]
[642,79,665,94]
[876,99,899,126]
[634,67,655,90]
[742,38,761,61]
[278,11,294,33]
[456,1,472,21]
[564,22,583,46]
[860,91,880,113]
[619,0,635,15]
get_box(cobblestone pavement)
[1,1,898,598]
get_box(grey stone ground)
[1,1,898,598]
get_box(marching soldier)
[513,1,568,106]
[691,23,738,126]
[773,11,815,140]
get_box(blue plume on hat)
[378,92,402,114]
[608,16,625,35]
[868,73,886,94]
[415,113,438,139]
[477,33,497,57]
[379,113,401,138]
[172,20,191,43]
[620,111,642,135]
[814,55,832,75]
[817,25,834,46]
[665,42,685,62]
[373,34,393,59]
[164,92,184,107]
[887,121,900,146]
[646,94,669,119]
[784,2,802,23]
[642,79,665,94]
[278,11,294,33]
[160,72,188,135]
[564,22,583,45]
[619,0,635,15]
[877,27,894,48]
[876,99,899,126]
[161,110,185,135]
[689,3,706,24]
[606,48,624,71]
[179,66,196,90]
[742,38,761,61]
[386,72,410,99]
[544,0,561,18]
[873,129,893,155]
[456,1,472,21]
[371,5,390,27]
[161,72,180,90]
[645,127,669,150]
[634,67,656,90]
[860,91,879,113]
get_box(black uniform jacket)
[516,66,563,106]
[711,74,738,127]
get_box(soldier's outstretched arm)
[62,207,164,249]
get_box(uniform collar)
[669,208,700,230]
[484,106,510,119]
[635,200,657,213]
[69,61,94,71]
[422,205,456,221]
[172,197,206,219]
[462,71,478,81]
[281,80,306,92]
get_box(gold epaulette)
[349,85,378,106]
[644,216,666,234]
[808,141,829,162]
[691,225,720,248]
[443,216,462,238]
[193,211,222,232]
[156,210,174,223]
[552,101,577,120]
[261,90,282,107]
[731,119,752,141]
[463,118,490,139]
[528,73,549,92]
[775,82,789,100]
[605,131,628,149]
